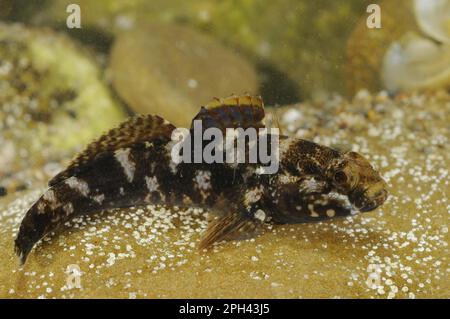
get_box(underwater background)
[0,0,449,298]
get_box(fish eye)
[333,170,348,184]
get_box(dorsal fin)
[191,95,265,132]
[49,115,176,186]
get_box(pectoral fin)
[199,212,262,249]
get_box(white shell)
[382,32,450,91]
[414,0,450,43]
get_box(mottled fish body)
[15,95,388,264]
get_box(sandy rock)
[1,90,448,298]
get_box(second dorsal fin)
[49,114,176,186]
[191,95,265,132]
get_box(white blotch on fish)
[65,176,90,197]
[115,148,136,183]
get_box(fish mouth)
[359,202,379,212]
[350,188,388,212]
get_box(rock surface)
[109,23,259,127]
[1,90,448,298]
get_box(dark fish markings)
[15,95,388,264]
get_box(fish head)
[327,151,388,212]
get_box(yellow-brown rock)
[1,90,448,298]
[109,23,259,127]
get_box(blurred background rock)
[109,22,259,127]
[1,0,373,103]
[2,0,449,101]
[0,22,125,190]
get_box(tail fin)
[15,199,52,265]
[14,184,88,265]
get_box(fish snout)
[349,181,388,212]
[360,185,388,212]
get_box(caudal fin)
[14,202,47,265]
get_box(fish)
[14,95,388,265]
